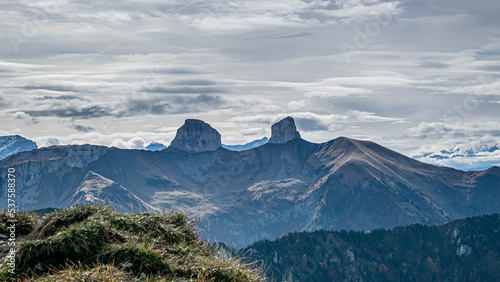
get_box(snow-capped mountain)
[413,143,500,171]
[0,135,38,160]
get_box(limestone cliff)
[169,119,221,153]
[268,117,301,144]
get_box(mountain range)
[1,117,499,247]
[413,143,500,171]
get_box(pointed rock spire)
[170,119,221,153]
[268,117,301,144]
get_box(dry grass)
[0,205,263,282]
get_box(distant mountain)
[413,143,500,170]
[222,137,269,151]
[146,142,167,151]
[0,135,37,160]
[241,214,500,282]
[1,117,500,248]
[414,144,499,160]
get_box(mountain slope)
[64,171,156,213]
[0,135,37,160]
[241,214,500,282]
[1,119,500,247]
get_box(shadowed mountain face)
[241,214,500,282]
[170,119,221,153]
[1,118,500,247]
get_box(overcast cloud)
[0,0,499,170]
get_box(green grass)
[0,210,39,236]
[0,205,262,281]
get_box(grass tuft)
[0,210,39,236]
[0,205,262,281]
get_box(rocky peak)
[170,119,221,153]
[268,117,301,144]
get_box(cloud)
[9,126,22,133]
[37,95,86,101]
[240,128,267,136]
[322,1,403,21]
[122,94,225,116]
[229,112,347,131]
[0,97,7,108]
[72,124,96,133]
[143,86,225,94]
[110,137,147,150]
[22,85,78,93]
[151,67,201,75]
[295,117,329,131]
[418,62,450,69]
[244,32,316,40]
[13,112,29,120]
[0,0,499,171]
[347,110,407,123]
[169,79,219,86]
[36,137,61,148]
[404,122,500,139]
[24,106,111,119]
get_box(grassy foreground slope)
[0,206,261,281]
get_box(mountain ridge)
[241,213,500,281]
[222,137,269,151]
[1,118,499,247]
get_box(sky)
[0,0,499,170]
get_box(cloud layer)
[0,0,499,170]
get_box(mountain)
[241,214,500,282]
[146,142,167,151]
[63,171,156,213]
[0,135,37,160]
[414,144,499,160]
[413,143,500,171]
[1,117,500,247]
[222,137,269,151]
[170,119,221,153]
[268,116,300,144]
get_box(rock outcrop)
[169,119,221,153]
[268,117,301,144]
[66,171,156,213]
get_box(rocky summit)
[169,119,222,153]
[268,117,301,144]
